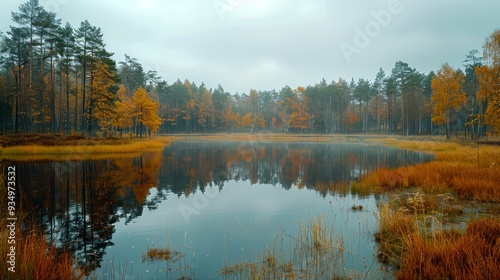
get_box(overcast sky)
[1,0,499,93]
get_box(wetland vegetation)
[1,1,500,279]
[2,134,499,279]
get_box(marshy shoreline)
[1,133,499,279]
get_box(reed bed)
[358,140,500,201]
[375,204,417,266]
[367,138,500,278]
[221,215,361,279]
[0,231,79,280]
[376,190,500,279]
[377,203,500,279]
[397,217,500,280]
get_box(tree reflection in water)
[15,151,162,275]
[12,141,432,274]
[160,141,432,196]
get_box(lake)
[12,141,433,279]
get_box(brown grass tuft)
[358,140,500,201]
[397,218,500,280]
[0,173,80,279]
[375,204,416,266]
[221,215,348,279]
[142,247,185,263]
[0,232,79,280]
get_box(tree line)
[0,0,160,137]
[1,0,499,138]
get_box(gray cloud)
[1,0,499,93]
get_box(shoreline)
[1,133,499,278]
[0,134,174,160]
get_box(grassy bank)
[0,134,175,161]
[355,138,500,201]
[377,201,500,279]
[0,134,175,277]
[359,137,500,278]
[3,133,499,278]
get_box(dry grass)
[376,189,500,279]
[397,217,500,280]
[359,139,500,201]
[220,251,297,280]
[0,136,174,161]
[0,231,79,280]
[220,215,349,279]
[0,173,81,280]
[370,137,500,278]
[375,204,417,266]
[389,190,464,220]
[142,247,185,263]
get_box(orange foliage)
[133,87,162,134]
[397,218,500,280]
[346,113,358,130]
[113,151,163,204]
[0,232,77,280]
[431,63,466,138]
[476,63,500,133]
[358,143,500,201]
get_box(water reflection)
[10,141,432,277]
[14,151,162,274]
[160,141,432,196]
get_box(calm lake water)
[13,141,433,279]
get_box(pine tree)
[55,22,75,134]
[75,20,104,133]
[11,0,46,132]
[391,61,413,135]
[3,26,30,133]
[198,89,216,131]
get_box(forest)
[0,0,499,138]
